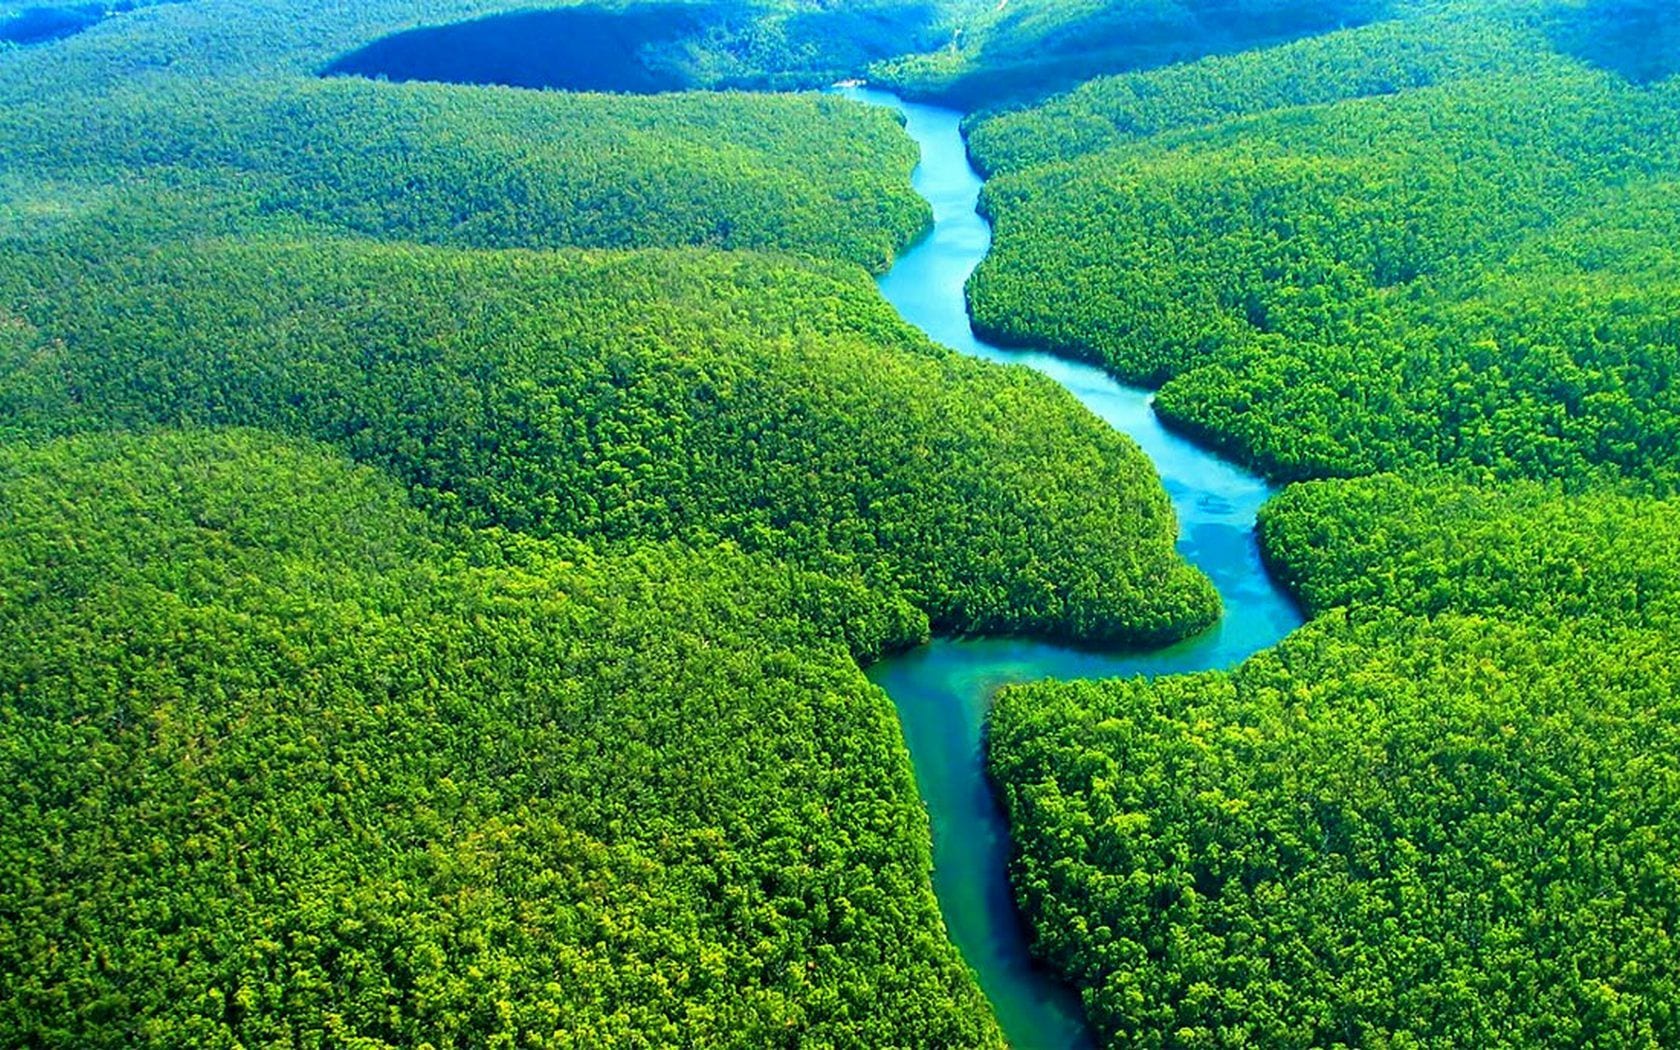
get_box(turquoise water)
[843,88,1306,1048]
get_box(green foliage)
[0,237,1217,646]
[0,428,1009,1048]
[324,1,950,95]
[0,3,106,45]
[1150,177,1680,484]
[873,0,1397,108]
[990,612,1680,1047]
[0,0,958,104]
[972,61,1677,381]
[29,0,1680,1045]
[0,77,928,272]
[0,0,571,97]
[965,9,1680,485]
[965,11,1536,176]
[993,465,1680,1045]
[975,13,1680,1041]
[1260,473,1680,626]
[0,3,1241,1037]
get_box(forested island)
[2,0,1676,1046]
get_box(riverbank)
[846,87,1305,1049]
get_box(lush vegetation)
[972,3,1680,1045]
[873,0,1396,108]
[994,441,1680,1047]
[1150,173,1680,485]
[0,0,955,98]
[993,471,1680,1045]
[18,0,1680,1043]
[965,3,1680,486]
[1260,474,1680,626]
[0,0,1238,1041]
[324,1,950,95]
[0,3,109,44]
[0,428,1012,1047]
[0,237,1215,645]
[1547,0,1679,85]
[991,612,1680,1047]
[964,11,1534,176]
[0,0,947,275]
[0,78,929,272]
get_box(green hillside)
[1152,175,1680,484]
[0,0,1232,1042]
[0,79,929,272]
[0,428,1006,1047]
[990,466,1680,1045]
[993,437,1680,1047]
[990,612,1680,1047]
[964,11,1535,176]
[0,0,948,96]
[11,0,1680,1044]
[968,4,1680,1045]
[965,4,1680,485]
[875,0,1398,108]
[1260,474,1680,624]
[0,237,1215,645]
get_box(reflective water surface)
[845,88,1305,1048]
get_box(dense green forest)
[968,1,1680,1046]
[322,1,955,94]
[1260,474,1680,626]
[0,429,1005,1047]
[0,0,976,104]
[963,11,1535,176]
[0,0,1236,1042]
[0,238,1215,645]
[873,0,1398,107]
[965,1,1680,485]
[0,80,928,272]
[8,0,1680,1044]
[991,612,1680,1046]
[991,468,1680,1045]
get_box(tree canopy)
[0,237,1215,646]
[973,5,1680,1045]
[991,612,1680,1048]
[0,428,1009,1048]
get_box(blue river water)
[842,88,1306,1048]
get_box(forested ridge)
[0,0,952,91]
[0,80,929,273]
[0,0,1232,1042]
[0,237,1216,645]
[974,2,1680,1045]
[10,0,1680,1044]
[991,613,1680,1046]
[991,473,1680,1044]
[1259,474,1680,627]
[872,0,1400,108]
[965,1,1680,486]
[0,429,1004,1046]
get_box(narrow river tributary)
[843,88,1307,1048]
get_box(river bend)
[844,88,1306,1048]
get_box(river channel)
[843,87,1306,1048]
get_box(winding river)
[841,88,1306,1048]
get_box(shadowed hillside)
[324,0,946,94]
